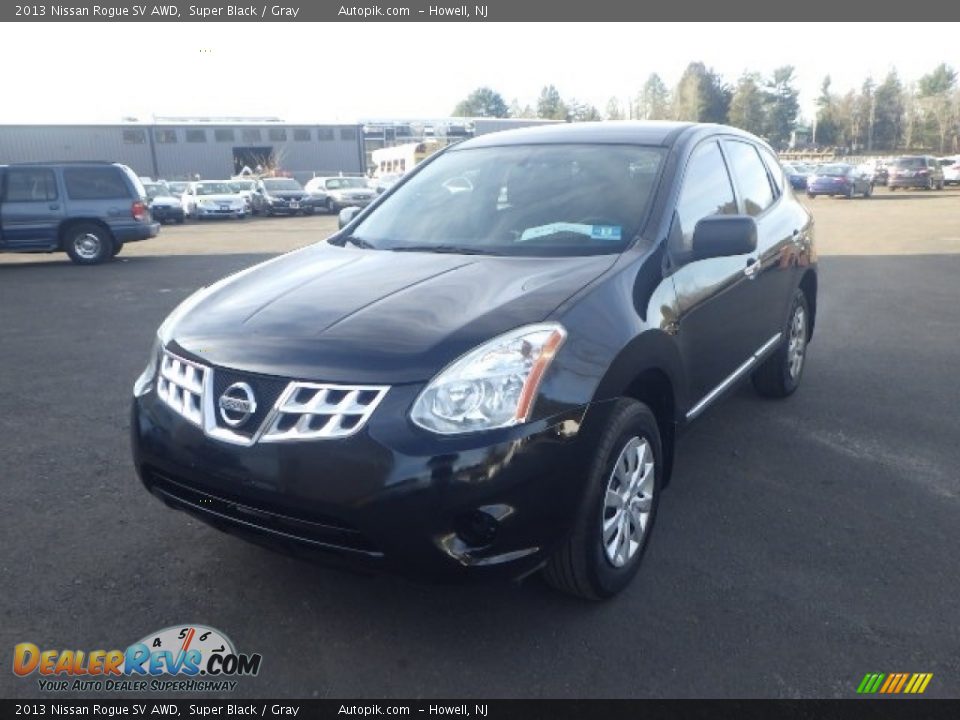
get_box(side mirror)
[691,215,757,261]
[338,206,361,229]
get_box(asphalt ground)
[2,187,959,699]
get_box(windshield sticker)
[519,223,622,242]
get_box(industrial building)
[0,121,366,183]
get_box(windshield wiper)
[340,235,377,250]
[390,245,497,255]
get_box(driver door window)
[669,140,737,264]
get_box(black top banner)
[3,0,960,22]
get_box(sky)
[0,22,954,124]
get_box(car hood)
[150,196,180,206]
[168,243,617,384]
[195,194,243,203]
[331,187,374,197]
[265,191,305,199]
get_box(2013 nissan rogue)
[131,122,817,599]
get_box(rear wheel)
[752,289,810,398]
[327,198,339,214]
[864,183,873,198]
[543,399,661,600]
[846,184,856,199]
[63,222,115,265]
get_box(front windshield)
[818,165,851,177]
[263,178,303,191]
[326,177,369,189]
[168,182,187,193]
[347,144,665,257]
[196,182,234,195]
[143,183,164,198]
[231,181,255,191]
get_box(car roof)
[452,121,747,150]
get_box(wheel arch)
[591,331,685,487]
[58,217,114,251]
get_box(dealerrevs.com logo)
[13,624,262,692]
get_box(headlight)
[410,323,567,434]
[133,335,162,397]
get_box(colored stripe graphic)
[857,672,932,694]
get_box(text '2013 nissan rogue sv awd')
[132,122,817,599]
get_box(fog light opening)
[454,510,500,548]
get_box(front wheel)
[63,222,115,265]
[543,399,662,600]
[864,183,873,198]
[752,289,810,398]
[326,198,339,214]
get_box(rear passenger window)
[670,140,737,259]
[5,168,58,202]
[64,167,130,200]
[725,141,775,216]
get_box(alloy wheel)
[787,304,807,379]
[602,436,656,568]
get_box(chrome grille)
[156,350,208,427]
[153,349,387,444]
[261,383,389,442]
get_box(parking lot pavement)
[1,188,959,699]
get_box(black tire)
[327,198,338,215]
[864,183,873,198]
[175,216,184,225]
[752,289,811,398]
[302,207,314,216]
[62,222,115,265]
[806,193,815,199]
[543,399,662,600]
[846,184,856,199]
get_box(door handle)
[744,258,760,279]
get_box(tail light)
[132,200,149,221]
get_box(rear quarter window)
[64,167,132,200]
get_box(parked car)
[806,163,873,198]
[251,177,324,216]
[303,176,375,213]
[181,181,247,220]
[781,162,811,190]
[133,121,817,599]
[888,156,944,190]
[143,182,185,224]
[0,161,159,264]
[166,181,190,199]
[372,172,403,194]
[938,156,960,185]
[229,179,257,213]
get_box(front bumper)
[131,380,607,582]
[151,205,185,222]
[196,205,244,217]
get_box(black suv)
[0,162,159,264]
[132,122,817,599]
